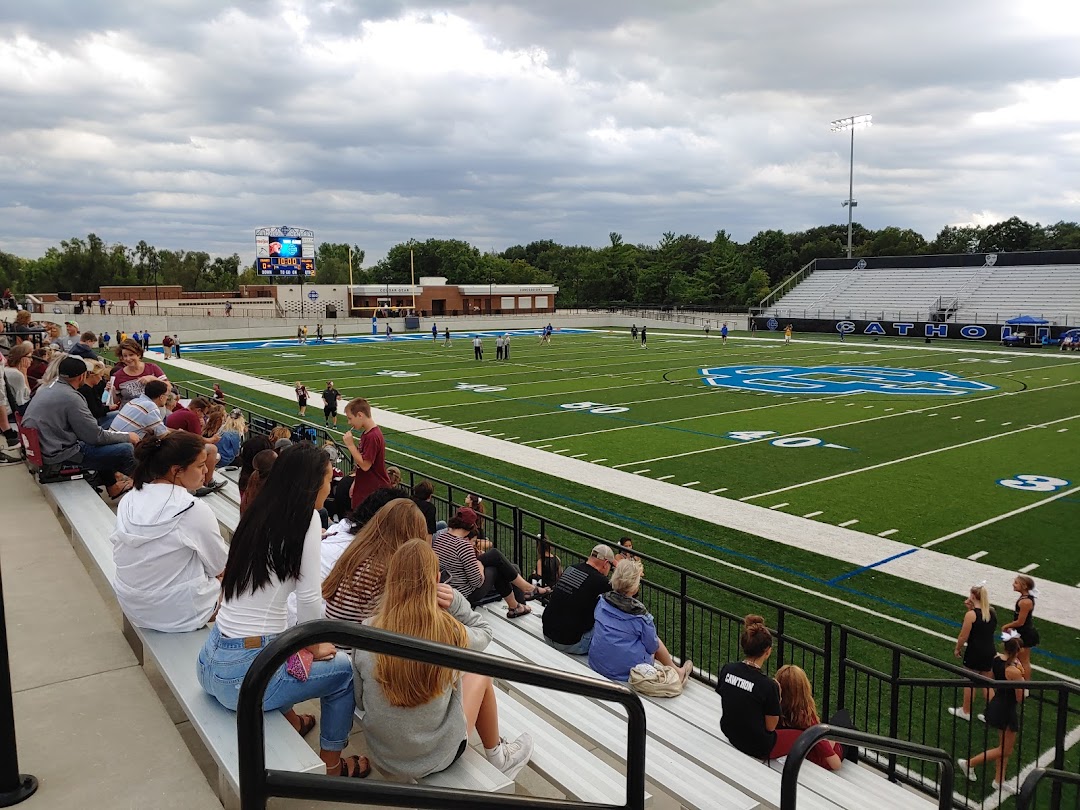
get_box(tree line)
[1,217,1076,308]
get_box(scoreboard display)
[255,226,315,276]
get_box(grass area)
[162,328,1080,683]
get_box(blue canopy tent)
[1003,315,1051,347]
[1005,315,1050,325]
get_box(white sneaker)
[485,733,533,781]
[957,759,977,783]
[947,707,971,721]
[993,779,1018,796]
[977,713,986,723]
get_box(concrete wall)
[6,308,749,344]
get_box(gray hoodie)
[111,483,228,633]
[352,590,492,779]
[22,379,129,465]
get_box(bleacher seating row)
[766,263,1080,323]
[36,464,939,809]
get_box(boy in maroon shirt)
[343,397,391,509]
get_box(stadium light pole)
[830,114,872,259]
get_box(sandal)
[530,585,552,599]
[506,604,532,619]
[337,755,371,778]
[107,479,133,501]
[297,714,317,737]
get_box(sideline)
[158,350,1080,634]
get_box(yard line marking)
[921,486,1080,547]
[884,408,894,412]
[803,511,824,518]
[976,419,986,423]
[535,444,552,449]
[967,551,989,561]
[951,416,962,420]
[927,413,939,417]
[475,429,492,434]
[591,458,608,463]
[505,437,521,441]
[741,415,1080,501]
[1059,429,1069,433]
[878,529,899,537]
[1001,421,1012,426]
[681,481,701,487]
[863,405,873,409]
[839,520,860,527]
[845,403,855,407]
[656,474,676,481]
[612,380,1080,468]
[569,452,588,458]
[1019,563,1040,573]
[708,488,728,494]
[553,448,571,454]
[769,502,789,510]
[632,469,651,475]
[490,432,505,437]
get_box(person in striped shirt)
[111,380,170,440]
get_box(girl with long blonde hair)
[323,499,429,623]
[351,539,533,780]
[948,583,997,721]
[773,665,843,770]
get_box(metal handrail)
[236,620,647,810]
[779,725,954,810]
[1016,768,1080,810]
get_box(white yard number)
[456,382,506,393]
[997,475,1070,492]
[771,437,822,448]
[726,431,776,441]
[376,370,419,377]
[560,401,629,414]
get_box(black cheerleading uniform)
[984,657,1022,732]
[1013,595,1039,650]
[963,608,997,672]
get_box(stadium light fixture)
[831,114,872,259]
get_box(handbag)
[628,663,684,698]
[286,649,314,681]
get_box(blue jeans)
[79,441,135,477]
[197,625,356,751]
[546,627,593,656]
[97,412,119,430]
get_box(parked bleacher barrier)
[1017,768,1080,810]
[779,725,954,810]
[236,620,647,810]
[0,567,38,806]
[174,384,1080,809]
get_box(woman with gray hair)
[587,559,692,692]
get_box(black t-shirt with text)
[716,661,781,759]
[541,562,611,645]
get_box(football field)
[169,327,1080,676]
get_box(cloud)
[1,0,1078,265]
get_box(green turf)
[163,329,1080,685]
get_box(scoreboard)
[255,226,315,276]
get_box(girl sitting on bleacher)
[111,432,228,633]
[352,539,534,780]
[197,444,368,779]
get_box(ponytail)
[971,584,991,623]
[740,614,773,658]
[132,432,207,489]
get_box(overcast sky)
[2,0,1078,264]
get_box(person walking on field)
[784,324,792,344]
[495,334,504,361]
[322,381,342,427]
[432,323,438,343]
[704,322,710,338]
[721,323,728,346]
[640,325,647,349]
[948,583,997,722]
[473,335,483,361]
[443,327,452,347]
[502,333,511,360]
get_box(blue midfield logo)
[698,366,998,396]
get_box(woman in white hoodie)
[111,431,228,632]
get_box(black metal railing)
[236,620,647,810]
[174,384,1080,810]
[838,625,1078,807]
[1018,769,1080,810]
[780,724,954,810]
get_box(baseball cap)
[455,507,479,529]
[64,320,78,329]
[589,544,616,562]
[58,357,89,379]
